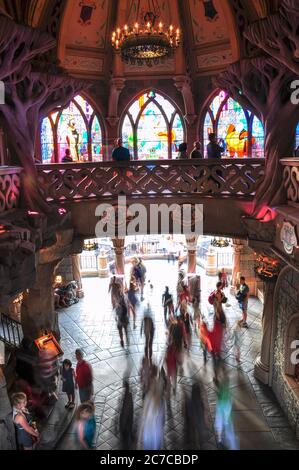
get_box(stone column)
[112,237,126,276]
[0,368,16,450]
[231,241,244,288]
[185,234,199,274]
[71,254,84,298]
[21,261,60,344]
[206,246,217,276]
[254,281,276,385]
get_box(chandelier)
[211,237,230,248]
[112,12,181,67]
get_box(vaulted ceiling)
[0,0,283,80]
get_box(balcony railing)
[36,158,265,203]
[282,158,299,203]
[0,166,22,213]
[0,313,23,349]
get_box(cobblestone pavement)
[56,260,299,450]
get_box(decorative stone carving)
[245,0,299,75]
[108,77,126,125]
[185,234,199,274]
[37,158,265,202]
[2,73,86,212]
[282,160,299,203]
[174,75,195,121]
[111,237,125,276]
[0,167,22,213]
[0,15,55,82]
[272,266,299,437]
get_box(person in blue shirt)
[76,402,96,450]
[112,138,131,161]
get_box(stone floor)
[56,260,299,450]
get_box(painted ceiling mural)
[189,0,230,46]
[126,0,171,26]
[64,0,109,49]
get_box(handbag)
[221,295,228,304]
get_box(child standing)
[76,402,96,450]
[61,359,76,409]
[12,392,39,450]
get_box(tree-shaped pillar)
[216,57,299,219]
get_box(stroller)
[55,281,79,308]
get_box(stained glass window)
[203,111,214,158]
[251,115,265,158]
[295,122,299,150]
[40,95,103,163]
[202,90,265,158]
[41,117,54,164]
[91,116,103,162]
[121,91,185,160]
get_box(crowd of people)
[106,259,249,450]
[11,255,250,451]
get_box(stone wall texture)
[273,266,299,438]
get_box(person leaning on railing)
[112,138,131,161]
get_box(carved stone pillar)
[21,261,60,344]
[231,240,244,287]
[0,368,16,450]
[185,234,199,274]
[107,77,126,159]
[254,281,276,385]
[174,76,197,152]
[71,254,84,298]
[206,246,217,276]
[112,237,126,276]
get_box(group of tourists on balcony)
[58,133,226,164]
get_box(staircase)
[0,313,23,393]
[0,313,23,349]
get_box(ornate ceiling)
[0,0,283,79]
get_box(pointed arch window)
[40,95,103,163]
[121,91,185,160]
[202,90,264,158]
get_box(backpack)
[208,291,215,305]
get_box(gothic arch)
[119,89,186,160]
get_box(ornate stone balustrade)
[36,158,265,203]
[282,158,299,204]
[0,167,22,213]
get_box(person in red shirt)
[75,349,93,403]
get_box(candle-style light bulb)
[135,22,139,33]
[159,22,163,31]
[115,39,119,49]
[147,21,151,30]
[176,28,180,36]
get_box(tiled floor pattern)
[56,260,299,450]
